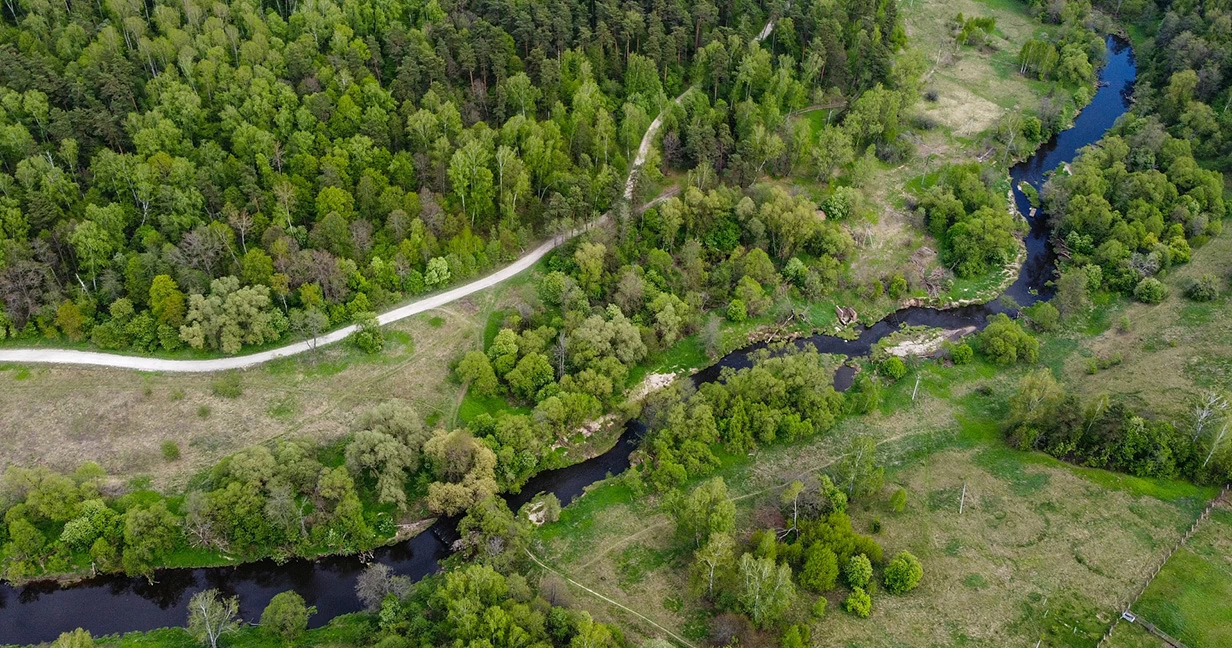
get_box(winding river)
[0,37,1135,645]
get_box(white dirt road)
[0,88,691,373]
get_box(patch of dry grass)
[823,449,1196,646]
[904,0,1056,137]
[0,277,538,489]
[1063,232,1232,419]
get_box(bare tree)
[227,208,254,255]
[0,258,53,328]
[183,491,224,551]
[187,589,241,648]
[355,563,411,611]
[779,480,804,539]
[290,307,329,353]
[273,180,296,229]
[265,483,309,539]
[1190,391,1228,442]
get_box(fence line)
[1095,484,1229,647]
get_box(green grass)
[483,309,509,350]
[537,480,637,548]
[266,395,299,419]
[1132,507,1232,647]
[456,390,531,424]
[627,333,710,388]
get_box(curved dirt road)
[0,92,690,373]
[0,235,563,372]
[0,12,784,374]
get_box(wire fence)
[1095,483,1229,647]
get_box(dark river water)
[0,37,1135,646]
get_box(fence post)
[1094,484,1228,648]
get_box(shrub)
[949,342,973,364]
[783,258,808,286]
[880,357,907,381]
[884,551,924,594]
[1133,277,1167,304]
[887,274,908,299]
[977,314,1038,365]
[160,441,180,462]
[845,373,881,414]
[261,591,316,641]
[1184,274,1219,302]
[845,554,873,588]
[844,587,872,618]
[890,487,907,512]
[210,372,243,398]
[812,597,828,619]
[1025,301,1060,332]
[780,625,809,648]
[349,312,385,353]
[726,299,748,323]
[799,544,839,592]
[456,351,499,396]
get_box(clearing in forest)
[1063,232,1232,420]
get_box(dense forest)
[0,0,904,355]
[1044,0,1232,295]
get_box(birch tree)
[187,589,240,648]
[738,553,795,627]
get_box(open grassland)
[904,0,1063,138]
[529,361,1216,647]
[0,269,541,490]
[1113,500,1232,648]
[1062,232,1232,419]
[815,448,1206,647]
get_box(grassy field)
[1106,500,1232,648]
[528,356,1216,647]
[904,0,1067,139]
[1061,232,1232,419]
[0,266,543,490]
